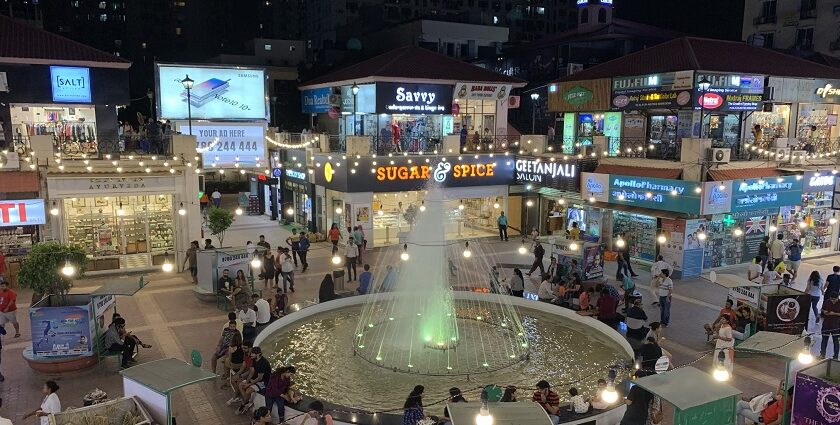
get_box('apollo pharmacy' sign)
[731,177,803,213]
[0,199,46,227]
[609,175,701,214]
[50,66,91,103]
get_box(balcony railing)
[753,15,777,25]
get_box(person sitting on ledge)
[625,298,649,340]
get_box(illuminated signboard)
[188,123,266,168]
[577,0,613,5]
[0,199,46,227]
[730,176,803,213]
[375,82,453,114]
[515,158,580,191]
[285,169,307,181]
[157,64,268,120]
[694,73,764,111]
[609,175,702,214]
[611,72,693,110]
[50,66,91,103]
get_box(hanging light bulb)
[335,207,343,214]
[493,201,500,209]
[475,389,494,425]
[419,201,426,212]
[178,202,186,216]
[558,199,565,205]
[588,196,596,203]
[235,207,244,216]
[697,232,707,241]
[718,184,726,191]
[286,207,294,216]
[116,203,125,216]
[525,199,534,207]
[830,217,838,225]
[458,200,465,210]
[378,209,384,216]
[769,225,778,232]
[331,254,342,265]
[161,251,174,272]
[463,241,472,258]
[569,242,579,251]
[615,236,626,248]
[799,221,808,229]
[250,255,262,269]
[713,351,730,381]
[733,228,744,237]
[400,244,410,261]
[61,260,76,277]
[601,369,619,404]
[798,336,814,364]
[50,201,60,216]
[518,241,528,255]
[657,234,667,244]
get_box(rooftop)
[0,14,130,69]
[300,45,526,89]
[558,37,840,82]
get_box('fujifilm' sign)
[515,159,576,183]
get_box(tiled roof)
[301,46,526,88]
[594,164,681,179]
[0,15,130,68]
[707,167,780,181]
[560,37,840,82]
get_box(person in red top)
[0,281,20,338]
[532,380,560,419]
[703,299,737,337]
[736,387,792,425]
[328,224,341,254]
[596,287,619,326]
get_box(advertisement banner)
[792,371,840,425]
[701,181,733,215]
[609,175,702,214]
[683,219,706,278]
[375,82,453,114]
[548,79,612,112]
[764,293,810,335]
[582,245,604,280]
[581,172,610,202]
[157,64,268,120]
[731,177,804,213]
[30,305,93,357]
[611,72,694,110]
[50,66,92,103]
[693,73,764,112]
[189,124,266,168]
[341,84,376,113]
[301,87,332,114]
[659,218,685,277]
[454,82,511,101]
[742,215,768,263]
[0,199,46,227]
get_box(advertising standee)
[29,305,94,357]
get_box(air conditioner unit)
[707,148,731,164]
[774,147,790,160]
[789,150,807,165]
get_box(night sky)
[614,0,746,41]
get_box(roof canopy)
[634,367,742,411]
[120,358,217,394]
[558,37,840,82]
[0,15,130,69]
[736,331,803,360]
[89,277,146,297]
[300,46,526,89]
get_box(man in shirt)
[253,294,272,328]
[237,346,272,414]
[649,255,671,306]
[297,232,311,272]
[183,240,199,285]
[769,234,785,269]
[736,388,791,425]
[597,287,619,326]
[218,269,235,296]
[657,269,674,326]
[222,311,244,335]
[358,264,373,295]
[103,317,135,368]
[820,291,840,360]
[211,188,222,207]
[621,371,652,425]
[747,256,763,282]
[497,212,509,241]
[538,275,554,302]
[638,337,663,375]
[826,266,840,295]
[238,304,257,344]
[256,235,271,251]
[532,380,560,421]
[286,230,301,267]
[0,281,20,338]
[204,238,216,250]
[787,239,803,279]
[212,320,241,375]
[625,298,649,340]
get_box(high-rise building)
[742,0,840,57]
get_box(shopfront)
[547,79,615,153]
[512,156,594,235]
[795,79,840,142]
[777,172,837,255]
[313,153,515,246]
[47,176,180,272]
[694,73,765,146]
[278,166,314,229]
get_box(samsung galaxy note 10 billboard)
[156,64,269,121]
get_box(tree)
[17,241,88,304]
[207,206,235,247]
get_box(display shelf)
[0,228,34,257]
[613,211,656,261]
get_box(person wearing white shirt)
[23,381,61,425]
[252,294,271,327]
[538,277,554,301]
[568,388,590,414]
[712,316,735,374]
[657,269,674,326]
[211,189,222,207]
[0,397,12,425]
[238,305,257,343]
[279,250,295,293]
[747,256,763,282]
[345,236,360,281]
[650,255,672,306]
[769,234,785,268]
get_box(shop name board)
[0,199,46,227]
[50,66,92,103]
[701,181,733,215]
[301,87,331,114]
[694,73,764,111]
[815,83,840,98]
[454,82,511,100]
[813,80,840,102]
[285,169,307,180]
[514,159,576,183]
[730,177,803,213]
[611,72,693,110]
[376,82,453,114]
[563,86,593,106]
[609,176,701,214]
[807,174,835,189]
[375,162,495,183]
[48,176,178,196]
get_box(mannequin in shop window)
[392,122,402,152]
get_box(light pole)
[351,82,359,136]
[698,77,711,139]
[530,92,540,134]
[181,75,194,135]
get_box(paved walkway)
[1,215,837,423]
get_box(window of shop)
[612,211,657,261]
[749,104,790,146]
[564,204,602,240]
[796,104,840,140]
[775,183,835,255]
[648,115,677,145]
[284,180,311,227]
[705,113,741,145]
[10,104,97,156]
[63,195,174,271]
[704,212,769,268]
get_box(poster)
[792,372,840,425]
[30,305,93,357]
[660,218,685,277]
[682,219,706,278]
[764,293,810,335]
[582,245,604,280]
[355,206,370,224]
[742,215,768,264]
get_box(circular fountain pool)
[257,293,633,412]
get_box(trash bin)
[333,269,345,291]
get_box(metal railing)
[50,134,175,158]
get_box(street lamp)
[181,75,194,135]
[697,77,712,139]
[530,92,540,134]
[351,82,360,136]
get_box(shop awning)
[89,277,146,297]
[594,164,681,179]
[707,167,780,182]
[588,200,691,219]
[736,331,803,360]
[120,358,218,394]
[634,367,742,411]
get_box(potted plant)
[17,241,88,304]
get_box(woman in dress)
[403,385,425,425]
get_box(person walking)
[261,251,275,290]
[345,237,359,281]
[353,226,365,262]
[820,291,840,360]
[279,249,295,293]
[285,230,301,268]
[657,269,673,327]
[298,232,310,272]
[757,236,770,274]
[510,268,525,298]
[211,188,222,208]
[807,270,824,325]
[618,233,639,277]
[526,241,545,277]
[183,240,200,285]
[257,235,271,251]
[498,212,509,241]
[787,238,803,279]
[712,315,734,375]
[328,224,341,254]
[0,281,20,338]
[769,234,785,269]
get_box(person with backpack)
[621,271,636,313]
[787,238,803,280]
[297,232,311,273]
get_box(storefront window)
[776,188,835,254]
[10,104,98,156]
[706,113,741,145]
[612,211,656,261]
[796,104,840,141]
[284,180,310,227]
[63,195,174,270]
[749,104,790,146]
[454,99,497,135]
[649,115,677,145]
[704,212,768,268]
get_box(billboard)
[156,64,268,120]
[693,73,765,112]
[50,66,92,103]
[30,305,93,357]
[186,123,266,168]
[0,199,46,227]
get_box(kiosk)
[791,359,840,425]
[634,366,742,425]
[121,358,218,425]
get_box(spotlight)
[769,225,778,232]
[378,209,384,216]
[235,207,244,216]
[493,202,500,209]
[463,242,472,258]
[657,234,667,244]
[178,203,186,216]
[61,261,76,277]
